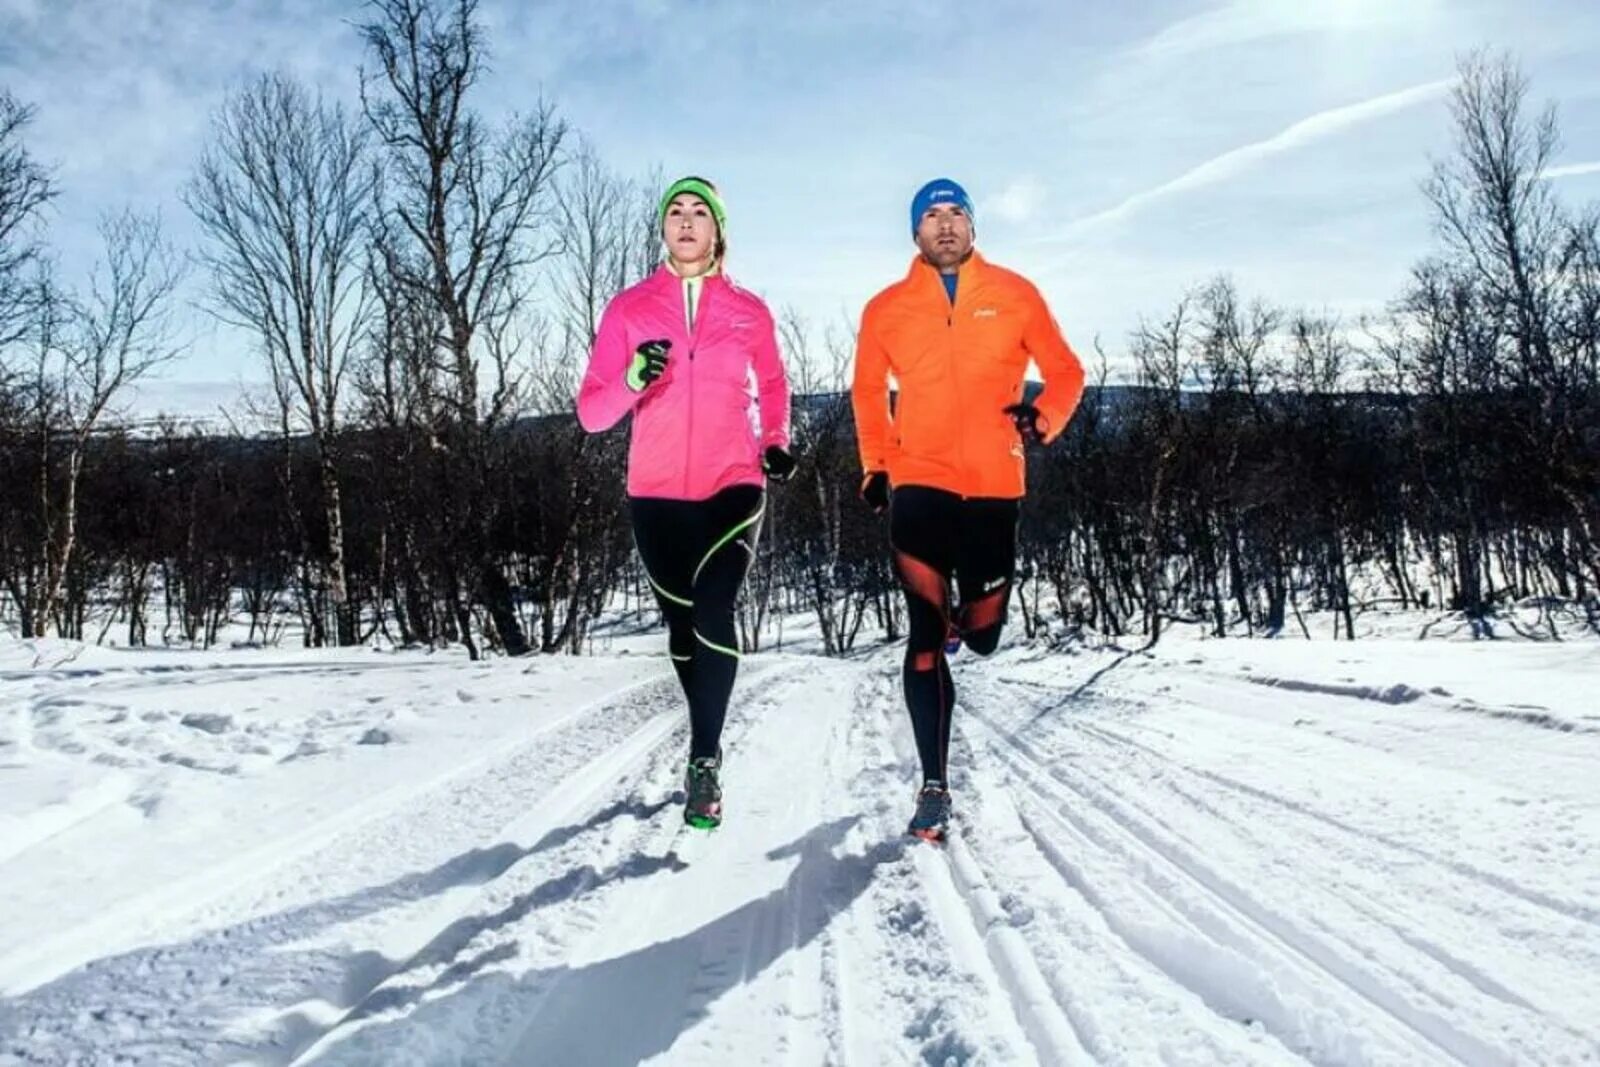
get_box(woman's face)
[663,194,718,266]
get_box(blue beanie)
[910,178,974,236]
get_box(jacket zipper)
[946,268,965,496]
[682,277,710,499]
[684,344,694,498]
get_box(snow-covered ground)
[1,624,1597,1065]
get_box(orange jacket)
[852,251,1085,499]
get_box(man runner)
[852,177,1085,841]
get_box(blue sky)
[2,0,1599,412]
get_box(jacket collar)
[903,248,989,299]
[648,261,724,290]
[663,257,721,279]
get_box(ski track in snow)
[2,637,1598,1065]
[1,665,680,990]
[295,656,1038,1066]
[963,666,1599,1066]
[971,705,1471,1064]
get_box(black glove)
[625,339,671,392]
[860,470,890,514]
[1002,402,1048,446]
[762,445,796,483]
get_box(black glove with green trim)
[625,339,671,392]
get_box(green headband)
[658,177,727,236]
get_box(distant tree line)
[1,12,1595,650]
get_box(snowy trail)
[3,635,1599,1064]
[967,702,1465,1064]
[1,667,714,1063]
[296,656,1040,1066]
[962,654,1600,1066]
[2,671,679,994]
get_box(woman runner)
[577,177,794,828]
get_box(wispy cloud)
[1039,78,1454,245]
[1,1,361,237]
[2,0,1596,407]
[1542,161,1600,180]
[1131,0,1441,62]
[984,177,1045,226]
[1132,4,1307,60]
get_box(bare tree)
[1287,312,1350,395]
[1426,51,1569,387]
[0,90,54,354]
[359,0,569,657]
[503,144,659,653]
[773,315,869,654]
[539,142,657,412]
[5,213,182,637]
[1569,210,1600,387]
[1422,51,1599,603]
[553,145,629,344]
[1129,296,1194,643]
[1196,276,1278,402]
[352,256,450,645]
[186,72,377,646]
[779,307,849,398]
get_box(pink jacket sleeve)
[576,297,638,432]
[752,304,791,450]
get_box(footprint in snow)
[180,713,233,735]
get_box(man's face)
[914,203,974,270]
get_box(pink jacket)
[577,266,791,500]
